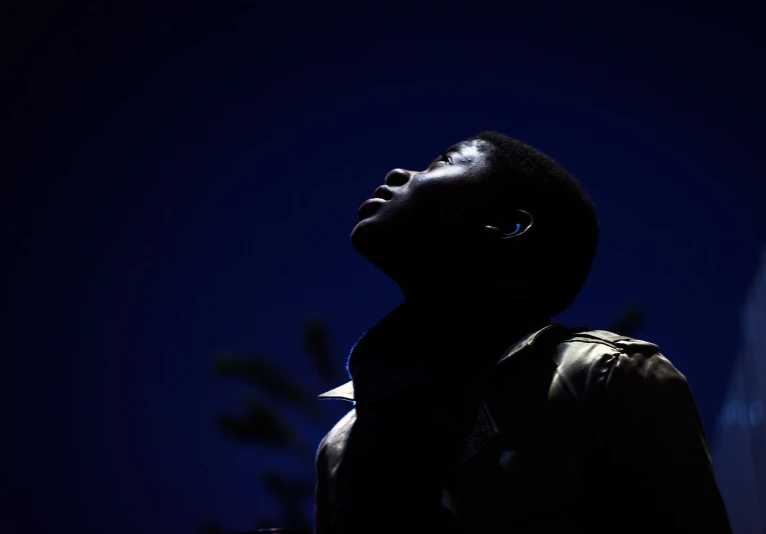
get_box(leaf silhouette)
[210,316,342,528]
[214,396,293,448]
[259,470,314,530]
[213,354,321,419]
[303,317,334,382]
[607,305,645,337]
[261,469,316,501]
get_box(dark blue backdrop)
[4,2,765,533]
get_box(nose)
[384,168,411,187]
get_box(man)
[313,132,731,533]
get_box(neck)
[347,275,552,378]
[399,275,541,306]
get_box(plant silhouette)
[205,316,347,533]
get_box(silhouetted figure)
[314,132,731,533]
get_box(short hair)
[471,131,600,316]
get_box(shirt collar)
[317,322,563,403]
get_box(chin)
[350,218,374,254]
[350,216,392,265]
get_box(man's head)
[350,131,599,316]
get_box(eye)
[436,154,453,165]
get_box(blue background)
[4,2,765,532]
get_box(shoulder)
[316,408,356,464]
[550,329,685,404]
[555,329,661,364]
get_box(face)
[350,138,498,285]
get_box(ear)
[483,209,534,239]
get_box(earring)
[484,224,522,239]
[484,210,533,239]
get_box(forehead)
[445,138,491,159]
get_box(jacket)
[314,322,732,533]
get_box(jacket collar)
[317,322,562,403]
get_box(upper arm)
[598,351,732,533]
[314,432,331,534]
[314,409,356,534]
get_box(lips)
[357,185,393,221]
[358,198,385,220]
[372,186,393,201]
